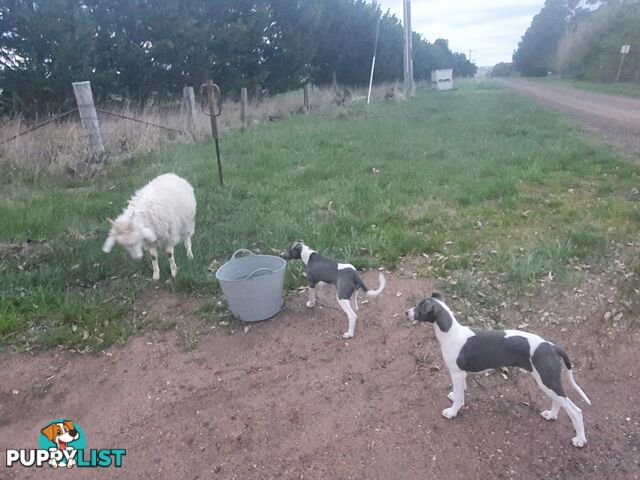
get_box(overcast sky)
[378,0,545,66]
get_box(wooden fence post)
[72,81,105,157]
[240,87,248,128]
[303,84,310,113]
[182,86,196,138]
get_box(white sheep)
[102,173,196,281]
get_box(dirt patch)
[1,269,639,479]
[0,240,51,259]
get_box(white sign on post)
[621,45,630,54]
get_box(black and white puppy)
[281,240,385,338]
[407,292,591,447]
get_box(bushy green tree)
[264,0,322,92]
[554,0,640,82]
[513,0,581,76]
[452,52,477,78]
[489,62,513,77]
[1,0,99,114]
[370,11,404,83]
[0,0,477,115]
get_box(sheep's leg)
[185,235,193,259]
[149,247,160,281]
[167,246,178,278]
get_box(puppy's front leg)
[447,377,467,403]
[306,285,316,308]
[541,400,561,421]
[442,372,466,419]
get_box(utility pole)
[403,0,415,97]
[616,45,630,83]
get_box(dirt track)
[501,80,640,157]
[2,269,639,479]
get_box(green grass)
[2,80,639,349]
[493,239,576,287]
[530,77,640,97]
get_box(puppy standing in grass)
[281,241,385,338]
[407,292,591,447]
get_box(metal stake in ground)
[201,80,224,185]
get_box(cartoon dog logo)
[40,420,80,468]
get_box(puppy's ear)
[422,299,436,313]
[431,291,444,301]
[41,423,59,443]
[63,420,79,438]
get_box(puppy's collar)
[300,245,316,265]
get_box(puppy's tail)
[365,272,386,298]
[556,346,591,405]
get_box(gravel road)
[501,79,640,157]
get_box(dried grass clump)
[0,82,403,175]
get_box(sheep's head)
[102,217,157,260]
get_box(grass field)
[2,81,639,351]
[531,77,640,97]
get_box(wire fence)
[95,109,188,136]
[0,109,78,146]
[0,81,403,174]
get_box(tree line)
[507,0,639,82]
[0,0,477,116]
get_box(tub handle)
[231,248,256,261]
[242,267,274,280]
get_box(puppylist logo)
[6,419,126,469]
